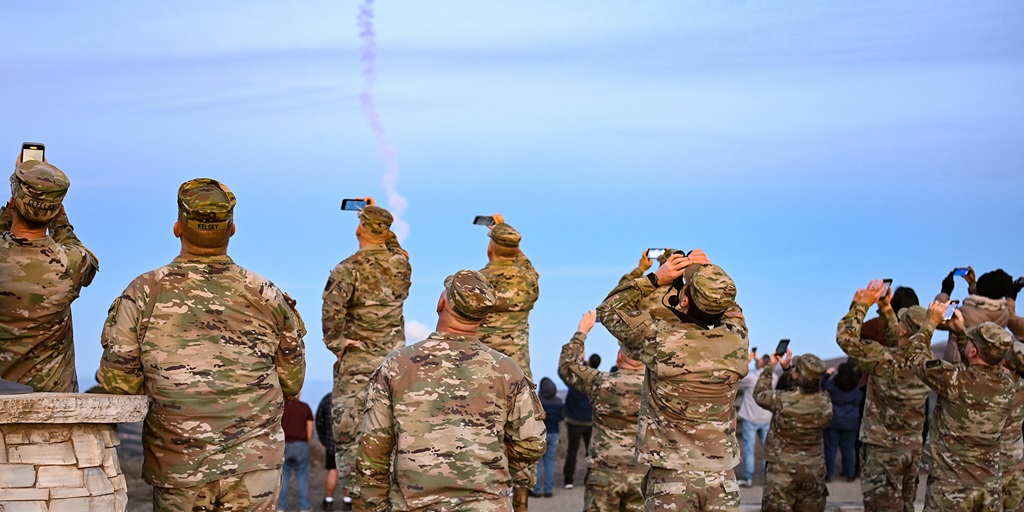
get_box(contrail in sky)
[358,0,409,241]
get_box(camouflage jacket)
[597,276,748,471]
[98,254,306,488]
[615,267,678,323]
[754,366,832,465]
[558,332,647,471]
[999,342,1024,471]
[322,242,411,370]
[356,331,546,512]
[0,208,98,392]
[906,323,1013,486]
[836,302,930,449]
[477,254,539,357]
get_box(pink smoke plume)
[358,0,409,241]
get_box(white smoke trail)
[358,0,409,241]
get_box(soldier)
[835,279,930,511]
[904,296,1014,511]
[1001,340,1024,512]
[322,197,411,504]
[0,157,98,392]
[558,310,647,512]
[614,248,681,323]
[355,269,546,512]
[597,250,748,512]
[754,352,833,512]
[98,178,306,511]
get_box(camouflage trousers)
[642,467,740,512]
[1004,467,1024,512]
[333,352,387,487]
[860,443,921,512]
[584,466,645,512]
[478,329,533,383]
[762,462,827,512]
[924,475,1001,512]
[153,468,281,512]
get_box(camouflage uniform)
[322,205,412,484]
[477,223,539,382]
[754,355,832,512]
[558,332,647,512]
[98,179,306,511]
[1002,369,1024,512]
[906,321,1014,511]
[597,264,748,512]
[356,270,546,512]
[835,302,930,511]
[614,250,679,324]
[0,161,98,392]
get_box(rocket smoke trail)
[358,0,409,241]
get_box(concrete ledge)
[0,393,149,424]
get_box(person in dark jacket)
[533,377,564,498]
[822,362,864,482]
[561,353,600,488]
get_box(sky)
[2,1,1022,402]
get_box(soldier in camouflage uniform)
[558,310,647,512]
[597,250,748,512]
[754,353,832,512]
[834,279,931,511]
[614,248,682,323]
[903,293,1014,511]
[322,198,412,499]
[0,158,98,392]
[98,178,306,511]
[355,269,546,512]
[1001,340,1024,512]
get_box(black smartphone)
[21,142,44,162]
[943,300,960,321]
[953,267,969,277]
[751,347,758,354]
[775,339,790,356]
[646,248,665,260]
[881,279,893,296]
[473,215,495,226]
[1016,277,1024,288]
[341,199,367,211]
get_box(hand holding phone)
[881,279,893,297]
[953,267,969,277]
[943,300,960,321]
[775,339,790,357]
[473,215,495,227]
[646,248,665,260]
[21,142,44,163]
[341,199,367,211]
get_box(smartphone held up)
[646,248,665,260]
[21,142,44,162]
[943,300,960,321]
[775,339,790,357]
[473,215,495,227]
[953,267,969,277]
[881,279,893,297]
[340,199,367,211]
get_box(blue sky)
[2,1,1022,401]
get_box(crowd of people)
[2,154,1024,512]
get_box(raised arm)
[617,250,653,287]
[558,311,601,398]
[356,361,397,512]
[836,280,892,371]
[753,359,782,412]
[907,301,961,396]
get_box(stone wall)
[0,393,149,512]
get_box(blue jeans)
[741,420,769,481]
[279,441,311,511]
[823,428,857,478]
[533,432,560,494]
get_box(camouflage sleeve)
[49,210,100,286]
[596,277,658,366]
[0,204,11,232]
[881,305,899,347]
[720,302,748,339]
[322,265,356,355]
[753,363,782,412]
[557,332,599,399]
[504,375,547,476]
[814,396,835,429]
[1006,341,1024,375]
[274,293,307,400]
[355,361,395,512]
[617,266,645,287]
[835,302,891,372]
[97,287,146,395]
[906,322,962,398]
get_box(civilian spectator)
[532,377,564,498]
[822,362,864,482]
[280,394,315,512]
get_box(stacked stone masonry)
[0,393,149,512]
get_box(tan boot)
[513,485,530,512]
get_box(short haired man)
[1,157,98,391]
[597,250,749,511]
[99,178,306,511]
[356,270,546,511]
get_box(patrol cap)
[177,178,235,231]
[443,269,496,322]
[687,264,736,315]
[359,205,393,236]
[967,322,1013,366]
[10,160,69,223]
[897,305,928,334]
[793,354,827,380]
[488,223,521,248]
[658,248,682,265]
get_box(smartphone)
[881,278,893,296]
[21,142,44,162]
[1017,277,1024,288]
[646,248,665,260]
[775,339,790,356]
[943,300,960,321]
[751,347,758,354]
[473,215,495,226]
[953,267,969,277]
[340,199,367,211]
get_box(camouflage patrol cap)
[658,248,682,265]
[687,264,736,315]
[488,223,521,248]
[897,305,928,334]
[443,269,497,322]
[10,160,69,223]
[359,205,393,236]
[967,322,1013,366]
[793,354,827,380]
[177,178,235,231]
